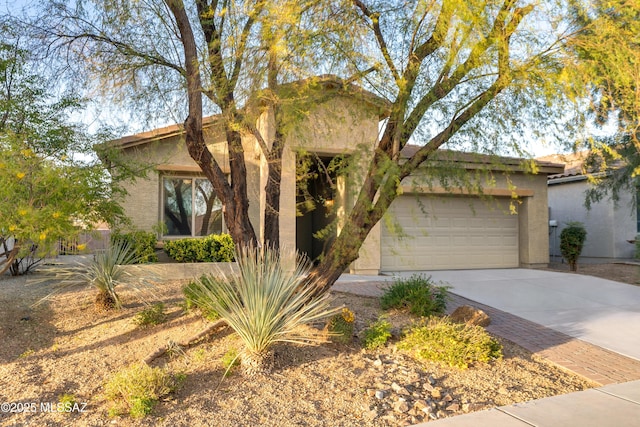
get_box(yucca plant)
[190,246,340,376]
[34,240,153,310]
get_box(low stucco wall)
[120,262,239,282]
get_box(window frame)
[160,174,225,239]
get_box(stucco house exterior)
[541,152,636,261]
[105,80,563,274]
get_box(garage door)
[381,195,519,271]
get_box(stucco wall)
[548,179,635,259]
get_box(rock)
[413,399,428,410]
[462,403,470,412]
[427,375,437,385]
[394,401,410,413]
[375,390,387,400]
[450,305,491,327]
[373,358,383,367]
[498,387,509,395]
[366,388,376,397]
[446,403,460,412]
[423,382,434,392]
[443,393,453,402]
[430,389,442,399]
[364,409,378,420]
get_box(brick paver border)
[447,293,640,385]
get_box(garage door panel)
[381,196,519,271]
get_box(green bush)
[133,303,167,327]
[183,278,221,321]
[398,317,502,369]
[362,318,392,350]
[560,222,587,272]
[104,363,182,418]
[163,234,235,263]
[380,275,449,317]
[111,231,158,263]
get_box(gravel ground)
[0,271,595,427]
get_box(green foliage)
[188,246,340,375]
[398,317,503,369]
[104,363,180,418]
[183,277,221,321]
[221,348,240,377]
[0,41,126,276]
[635,235,640,260]
[560,222,587,272]
[362,318,393,350]
[327,307,356,344]
[380,275,449,317]
[111,231,158,263]
[163,234,235,263]
[133,303,166,327]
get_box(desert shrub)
[183,277,221,321]
[327,308,356,344]
[163,234,235,263]
[362,318,392,350]
[560,222,587,272]
[189,246,340,376]
[111,231,158,263]
[398,317,502,369]
[133,303,166,327]
[380,275,449,317]
[36,240,145,311]
[104,363,181,418]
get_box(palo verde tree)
[564,0,640,209]
[0,34,126,275]
[31,0,350,249]
[307,0,593,291]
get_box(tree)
[564,0,640,209]
[308,0,584,291]
[0,37,126,275]
[33,0,346,250]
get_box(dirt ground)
[540,262,640,286]
[0,269,597,427]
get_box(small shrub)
[398,317,502,369]
[221,348,240,377]
[111,231,158,263]
[327,307,356,344]
[133,303,166,327]
[381,275,449,317]
[183,277,221,321]
[560,222,587,272]
[58,393,76,406]
[362,318,392,350]
[163,234,235,263]
[104,363,179,418]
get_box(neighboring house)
[104,77,563,274]
[540,152,636,261]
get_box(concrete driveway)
[388,269,640,361]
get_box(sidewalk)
[332,269,640,426]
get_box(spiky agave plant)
[192,246,340,376]
[34,239,147,311]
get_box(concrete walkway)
[332,268,640,426]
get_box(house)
[540,152,636,261]
[104,77,563,274]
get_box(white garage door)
[381,195,519,271]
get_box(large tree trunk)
[167,0,257,249]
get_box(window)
[162,177,223,237]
